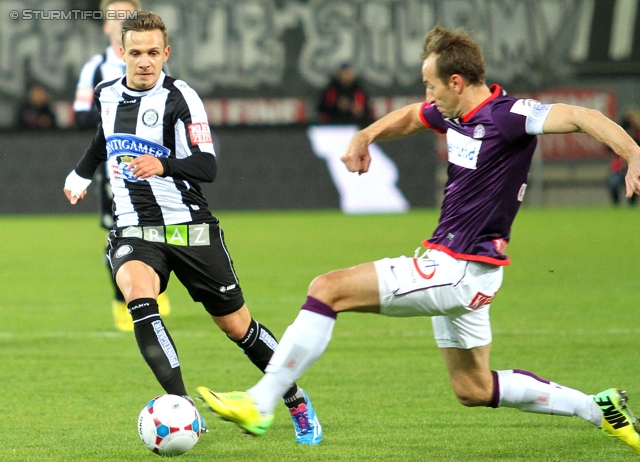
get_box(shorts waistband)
[113,224,210,246]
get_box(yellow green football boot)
[112,300,133,332]
[594,388,640,454]
[196,387,274,436]
[158,292,171,317]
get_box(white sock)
[496,370,602,426]
[249,308,336,415]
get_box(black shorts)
[107,219,245,317]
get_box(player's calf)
[130,298,187,396]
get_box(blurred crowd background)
[1,0,639,210]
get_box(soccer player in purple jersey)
[197,25,640,454]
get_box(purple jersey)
[419,85,550,266]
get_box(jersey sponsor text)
[188,122,212,145]
[446,129,482,169]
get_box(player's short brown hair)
[421,25,485,86]
[121,10,168,48]
[100,0,142,16]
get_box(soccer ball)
[138,394,203,456]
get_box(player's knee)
[453,391,483,407]
[308,272,342,308]
[211,305,251,340]
[451,384,492,407]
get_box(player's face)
[422,55,461,119]
[121,30,170,91]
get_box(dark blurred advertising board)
[0,126,436,215]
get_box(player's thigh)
[169,224,245,317]
[440,343,492,377]
[108,236,171,297]
[310,262,381,312]
[116,260,161,301]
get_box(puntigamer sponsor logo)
[106,134,170,159]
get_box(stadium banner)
[0,126,436,215]
[0,0,604,105]
[53,96,427,128]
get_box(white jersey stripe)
[173,79,216,157]
[174,119,191,160]
[149,177,193,225]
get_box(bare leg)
[440,345,494,406]
[116,260,186,395]
[248,262,381,414]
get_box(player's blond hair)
[100,0,142,16]
[421,25,485,86]
[121,10,168,48]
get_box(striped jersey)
[74,71,217,227]
[73,46,126,113]
[419,85,552,266]
[73,47,126,128]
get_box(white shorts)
[374,250,504,349]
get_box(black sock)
[232,319,304,408]
[129,298,187,396]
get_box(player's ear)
[450,74,464,93]
[164,46,171,62]
[119,46,125,61]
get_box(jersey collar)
[460,84,502,122]
[120,71,166,97]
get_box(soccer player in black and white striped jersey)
[63,11,322,445]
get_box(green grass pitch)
[1,207,639,461]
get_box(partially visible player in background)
[16,81,58,130]
[198,25,640,456]
[73,0,170,332]
[64,11,322,445]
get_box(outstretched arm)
[341,103,426,174]
[542,103,640,197]
[63,122,106,204]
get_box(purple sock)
[489,370,500,408]
[301,295,337,319]
[513,369,550,384]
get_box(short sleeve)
[493,99,551,142]
[419,102,447,134]
[525,102,553,135]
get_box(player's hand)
[63,170,91,205]
[341,132,371,174]
[128,155,164,179]
[625,154,640,198]
[64,187,87,205]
